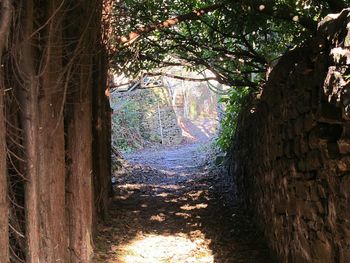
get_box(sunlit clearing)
[119,234,214,263]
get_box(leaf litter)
[94,142,276,263]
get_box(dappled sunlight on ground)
[178,118,218,144]
[94,143,276,262]
[118,233,214,263]
[180,203,208,211]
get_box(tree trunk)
[65,51,94,263]
[20,1,67,261]
[66,64,94,262]
[0,62,9,263]
[4,0,111,260]
[91,0,113,226]
[0,1,11,260]
[19,1,41,261]
[36,3,67,260]
[92,46,112,223]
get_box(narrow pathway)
[95,143,276,262]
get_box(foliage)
[217,87,250,151]
[112,98,143,152]
[109,0,349,152]
[110,0,349,87]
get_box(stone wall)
[231,10,350,262]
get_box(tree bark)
[92,46,112,223]
[36,2,67,260]
[66,61,94,262]
[0,57,9,263]
[19,1,41,261]
[20,1,67,261]
[3,0,110,261]
[0,1,11,261]
[64,9,95,257]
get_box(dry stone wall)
[231,10,350,263]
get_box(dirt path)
[94,143,276,263]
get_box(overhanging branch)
[116,3,225,46]
[146,72,218,82]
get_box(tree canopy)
[109,0,349,89]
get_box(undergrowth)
[112,98,144,152]
[217,87,250,152]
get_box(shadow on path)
[95,143,276,262]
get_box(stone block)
[309,185,321,202]
[314,201,325,215]
[300,135,309,154]
[297,158,306,171]
[298,201,317,220]
[317,185,327,199]
[284,140,293,158]
[296,93,311,114]
[311,86,320,110]
[337,156,350,173]
[340,174,350,197]
[290,106,299,120]
[318,102,343,124]
[295,182,309,200]
[309,132,321,149]
[293,139,301,156]
[339,246,350,263]
[327,142,340,158]
[277,142,284,157]
[305,150,322,171]
[309,239,333,263]
[294,116,304,135]
[275,199,288,215]
[288,121,295,139]
[315,231,328,243]
[341,123,350,138]
[304,112,316,131]
[310,123,343,143]
[338,139,350,154]
[291,252,311,263]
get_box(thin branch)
[138,54,192,67]
[145,72,218,82]
[111,72,218,92]
[116,3,225,46]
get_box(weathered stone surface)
[340,175,350,197]
[230,10,350,263]
[337,156,350,173]
[339,246,350,263]
[338,139,350,154]
[309,240,333,262]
